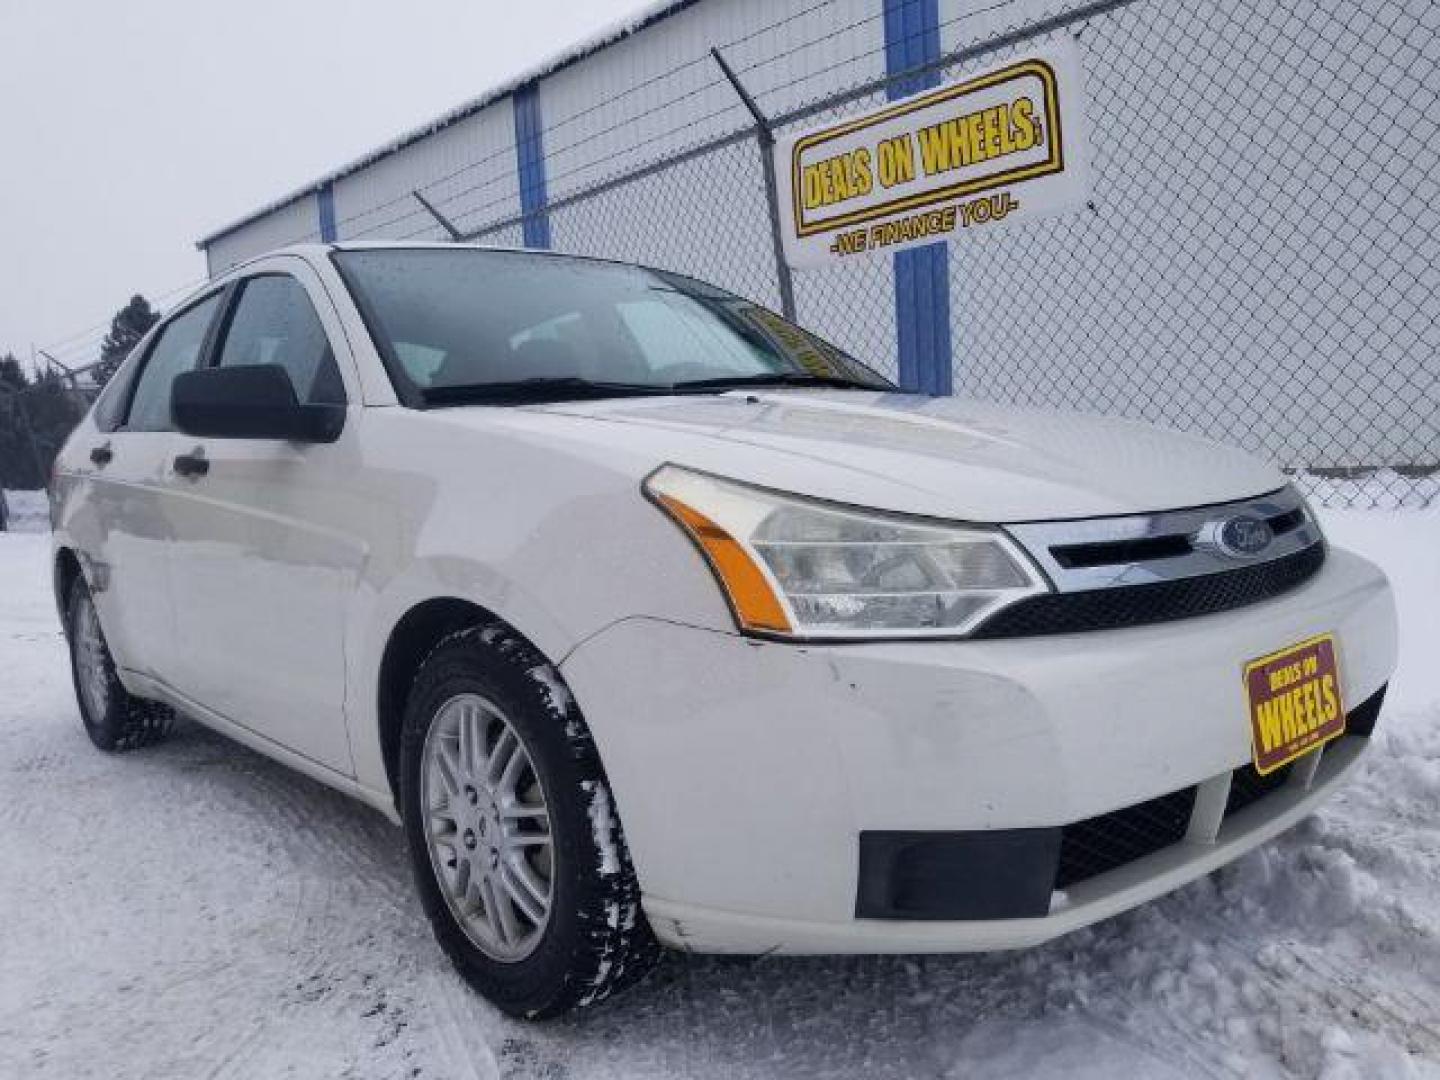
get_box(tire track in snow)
[422,970,501,1080]
[160,721,414,912]
[200,1019,268,1080]
[1276,944,1440,1055]
[1191,910,1440,1064]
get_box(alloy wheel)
[420,692,554,962]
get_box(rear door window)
[92,346,145,433]
[123,294,223,432]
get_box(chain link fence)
[931,0,1440,509]
[463,0,1437,509]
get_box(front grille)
[974,542,1325,638]
[1048,505,1307,570]
[1055,786,1197,889]
[1268,507,1307,536]
[1050,533,1193,569]
[1347,686,1386,736]
[1225,761,1294,815]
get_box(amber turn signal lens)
[653,493,792,634]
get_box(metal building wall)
[332,104,521,244]
[205,196,321,276]
[542,0,882,191]
[195,0,905,369]
[538,0,887,325]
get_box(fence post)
[710,47,798,322]
[883,0,953,396]
[512,82,553,249]
[317,182,338,242]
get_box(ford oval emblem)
[1198,514,1274,560]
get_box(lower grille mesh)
[1055,787,1197,890]
[1225,761,1294,815]
[1346,686,1386,736]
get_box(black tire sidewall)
[399,631,625,1018]
[65,578,123,751]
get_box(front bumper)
[560,545,1397,954]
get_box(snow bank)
[2,489,49,533]
[1318,503,1440,709]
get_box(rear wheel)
[65,578,172,752]
[400,624,659,1019]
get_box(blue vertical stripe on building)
[317,183,337,243]
[513,83,552,249]
[883,0,953,395]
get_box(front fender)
[345,555,576,802]
[345,521,733,802]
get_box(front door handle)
[173,450,210,478]
[90,442,113,467]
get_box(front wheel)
[400,624,659,1019]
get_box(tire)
[400,623,660,1019]
[65,577,172,752]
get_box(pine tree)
[0,352,28,392]
[0,353,37,487]
[95,295,159,386]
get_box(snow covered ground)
[1,489,1436,1079]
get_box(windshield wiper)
[420,377,675,406]
[420,371,892,406]
[668,372,890,392]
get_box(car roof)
[185,242,689,313]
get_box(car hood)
[502,390,1288,522]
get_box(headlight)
[644,465,1048,639]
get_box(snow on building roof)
[196,0,695,249]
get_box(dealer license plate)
[1243,634,1345,775]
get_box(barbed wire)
[244,0,862,248]
[249,0,1018,250]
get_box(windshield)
[331,248,891,403]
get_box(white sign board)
[775,42,1091,269]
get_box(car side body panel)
[53,400,181,680]
[160,256,369,773]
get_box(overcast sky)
[0,0,651,373]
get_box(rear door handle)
[173,450,210,478]
[90,442,113,467]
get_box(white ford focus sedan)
[50,243,1397,1018]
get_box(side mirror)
[172,364,344,443]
